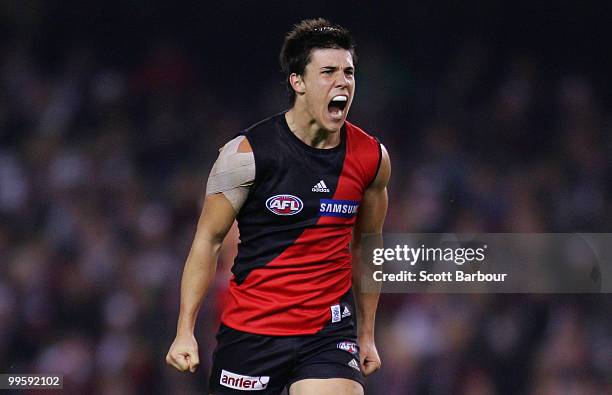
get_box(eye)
[322,70,333,75]
[345,70,354,77]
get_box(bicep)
[355,144,391,235]
[193,193,237,247]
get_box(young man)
[166,18,390,395]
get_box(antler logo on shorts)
[266,195,303,216]
[220,369,270,391]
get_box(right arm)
[166,193,236,372]
[166,136,253,373]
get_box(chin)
[321,115,346,132]
[323,122,343,133]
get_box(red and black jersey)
[221,112,381,336]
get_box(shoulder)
[237,113,286,156]
[344,120,379,144]
[219,135,252,154]
[344,120,381,159]
[241,112,285,138]
[234,112,288,155]
[344,120,385,185]
[369,144,391,190]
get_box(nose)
[335,72,350,88]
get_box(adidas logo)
[348,359,360,371]
[342,306,351,318]
[312,180,330,193]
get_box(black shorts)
[208,296,364,394]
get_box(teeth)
[332,95,348,102]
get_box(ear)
[289,73,305,95]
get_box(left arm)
[351,144,391,376]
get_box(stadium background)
[1,1,611,394]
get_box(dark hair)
[279,18,356,104]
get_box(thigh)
[289,378,364,395]
[288,335,365,392]
[209,324,294,395]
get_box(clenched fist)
[358,337,381,376]
[166,333,200,373]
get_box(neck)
[285,106,341,149]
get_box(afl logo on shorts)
[266,195,303,216]
[337,341,358,355]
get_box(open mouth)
[327,95,348,119]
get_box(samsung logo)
[319,199,359,218]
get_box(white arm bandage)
[205,135,255,212]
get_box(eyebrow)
[320,66,355,71]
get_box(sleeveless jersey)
[220,112,381,335]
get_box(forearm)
[176,237,222,335]
[354,286,379,338]
[352,241,381,338]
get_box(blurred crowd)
[1,3,611,394]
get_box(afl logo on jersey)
[266,195,304,216]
